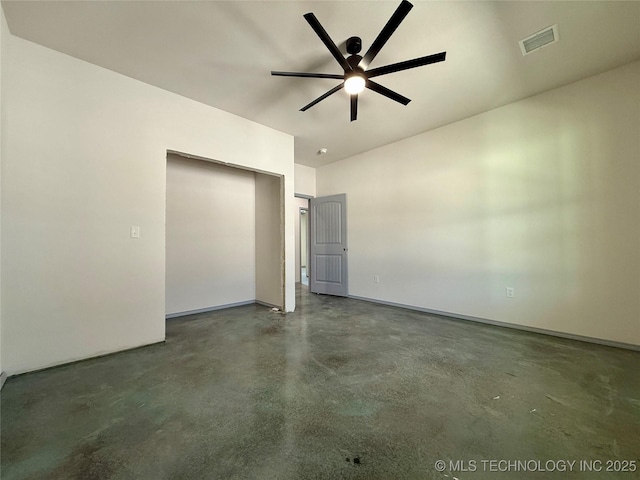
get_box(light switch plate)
[130,225,140,238]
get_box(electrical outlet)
[506,287,514,298]
[374,275,380,283]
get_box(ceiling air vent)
[519,24,559,56]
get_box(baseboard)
[0,371,7,390]
[6,340,166,378]
[256,300,281,310]
[166,300,256,319]
[349,295,640,352]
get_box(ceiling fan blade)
[359,0,413,70]
[365,52,446,78]
[271,71,345,80]
[300,83,344,112]
[366,80,411,105]
[350,94,358,122]
[303,13,352,72]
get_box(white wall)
[165,155,256,315]
[255,173,283,307]
[1,34,295,375]
[294,163,316,197]
[317,61,640,347]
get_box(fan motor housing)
[346,36,362,55]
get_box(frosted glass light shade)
[344,75,365,94]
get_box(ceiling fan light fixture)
[271,1,447,120]
[344,74,366,95]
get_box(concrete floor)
[2,287,639,479]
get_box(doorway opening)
[300,208,309,286]
[294,195,311,288]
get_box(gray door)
[310,194,348,296]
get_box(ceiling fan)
[271,0,446,122]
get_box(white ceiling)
[3,1,639,167]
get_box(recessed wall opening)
[165,151,284,317]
